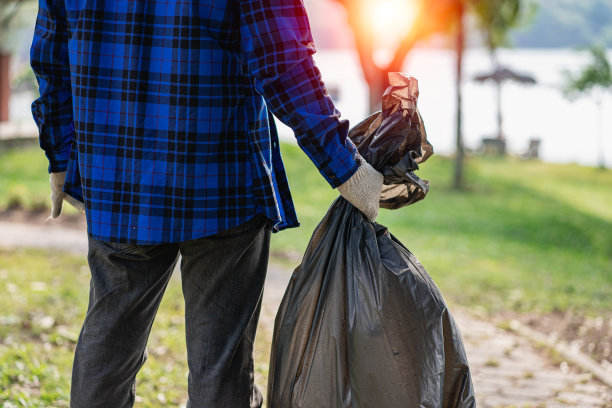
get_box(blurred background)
[0,0,611,406]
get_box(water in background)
[275,48,612,168]
[11,47,611,167]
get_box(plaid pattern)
[31,0,360,244]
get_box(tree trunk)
[596,97,606,169]
[343,2,417,115]
[453,3,465,189]
[0,53,10,122]
[489,50,505,145]
[495,79,503,141]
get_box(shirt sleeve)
[30,0,74,173]
[239,0,360,188]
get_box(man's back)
[31,0,359,244]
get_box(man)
[30,0,383,406]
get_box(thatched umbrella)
[474,66,536,143]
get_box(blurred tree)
[331,0,463,113]
[513,0,612,49]
[0,0,31,122]
[453,2,466,189]
[332,0,468,186]
[327,0,536,187]
[472,0,526,60]
[563,46,612,169]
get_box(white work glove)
[337,160,384,222]
[49,172,85,219]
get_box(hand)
[49,172,85,219]
[337,159,384,221]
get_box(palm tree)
[563,46,612,169]
[332,0,467,187]
[453,1,466,188]
[331,0,534,188]
[456,0,533,183]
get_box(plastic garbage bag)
[267,72,475,407]
[349,72,434,209]
[267,199,475,407]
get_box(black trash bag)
[267,199,475,408]
[349,72,434,209]
[267,72,475,407]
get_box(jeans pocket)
[100,241,143,255]
[210,215,268,240]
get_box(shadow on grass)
[416,179,612,258]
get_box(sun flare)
[363,0,417,44]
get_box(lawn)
[275,143,612,314]
[1,143,611,406]
[1,143,611,313]
[0,147,49,211]
[0,248,275,407]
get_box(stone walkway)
[1,219,611,407]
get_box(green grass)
[272,143,612,314]
[0,249,271,407]
[0,249,87,406]
[0,147,49,211]
[1,144,611,314]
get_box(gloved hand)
[337,159,384,221]
[49,172,85,219]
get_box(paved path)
[0,219,87,255]
[1,219,611,407]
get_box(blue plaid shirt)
[31,0,360,244]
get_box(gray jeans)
[71,215,271,408]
